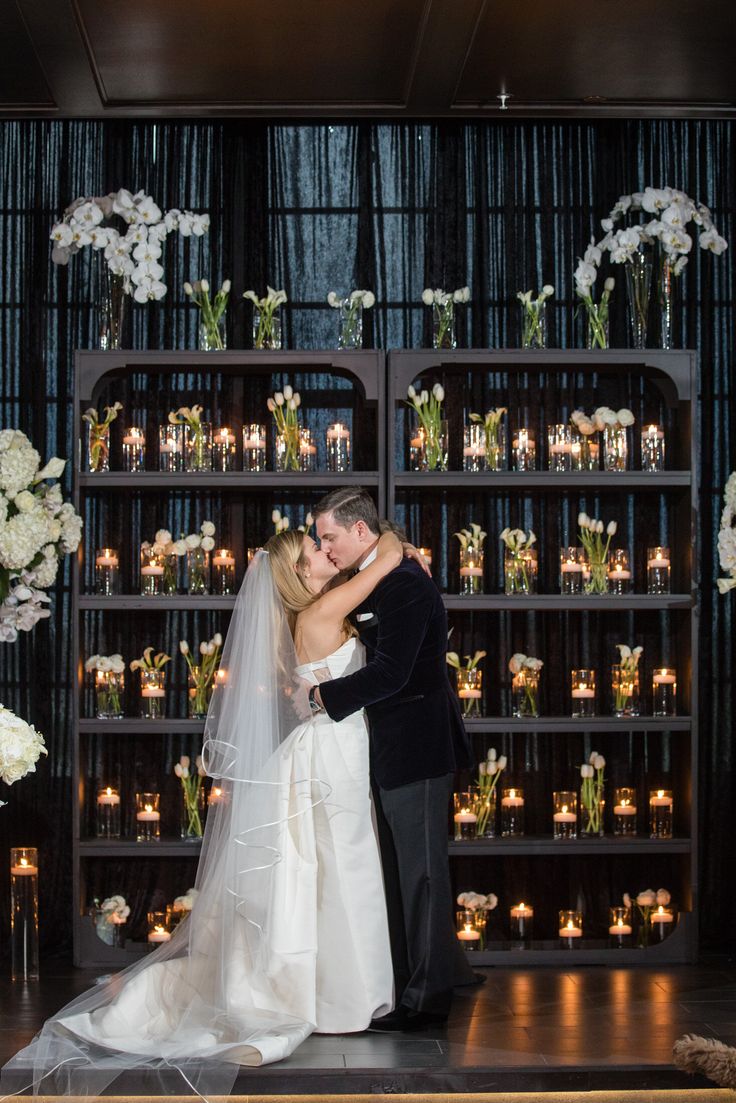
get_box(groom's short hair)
[313,487,380,534]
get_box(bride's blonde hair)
[265,529,357,641]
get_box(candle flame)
[509,789,516,799]
[106,787,112,796]
[145,803,153,813]
[463,923,473,934]
[657,789,664,799]
[561,804,568,814]
[566,919,574,930]
[20,857,28,868]
[617,918,624,927]
[657,905,664,915]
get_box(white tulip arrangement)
[578,513,617,594]
[184,279,231,350]
[267,385,302,472]
[421,286,470,349]
[327,289,375,349]
[0,703,47,801]
[0,430,82,642]
[517,285,554,348]
[580,751,606,834]
[476,746,507,835]
[50,188,209,302]
[179,634,223,719]
[614,644,643,714]
[406,382,447,470]
[244,286,287,349]
[174,754,206,837]
[717,471,736,594]
[508,653,543,716]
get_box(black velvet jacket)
[319,558,473,790]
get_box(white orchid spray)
[624,886,672,946]
[50,188,209,302]
[517,284,554,348]
[244,286,287,349]
[469,407,507,462]
[421,286,470,349]
[82,402,123,473]
[0,704,47,802]
[476,746,507,835]
[574,240,615,349]
[717,471,736,593]
[84,653,125,716]
[406,382,447,470]
[614,644,643,714]
[180,633,223,719]
[578,513,617,594]
[184,278,231,349]
[580,751,605,835]
[327,289,375,349]
[174,754,207,837]
[267,385,301,471]
[500,527,537,594]
[508,653,543,716]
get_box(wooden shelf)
[394,471,691,490]
[79,719,203,733]
[463,716,691,732]
[448,836,692,856]
[79,595,237,610]
[80,839,202,857]
[443,594,693,611]
[79,471,380,490]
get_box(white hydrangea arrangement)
[457,891,498,913]
[0,704,47,802]
[0,430,82,642]
[717,472,736,594]
[50,188,210,302]
[98,894,130,924]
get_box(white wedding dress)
[3,636,393,1093]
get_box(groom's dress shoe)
[369,1007,449,1033]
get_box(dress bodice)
[295,636,364,686]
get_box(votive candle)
[159,424,184,472]
[649,789,673,839]
[571,669,596,718]
[559,910,583,946]
[552,791,577,839]
[647,546,671,594]
[560,546,585,595]
[96,786,121,838]
[652,667,677,716]
[501,787,525,837]
[512,428,536,471]
[122,426,145,472]
[242,423,267,471]
[135,792,161,842]
[95,547,120,596]
[326,422,351,472]
[641,424,665,472]
[147,911,171,945]
[212,547,236,595]
[547,423,572,472]
[609,905,633,946]
[10,847,39,981]
[213,426,236,472]
[453,791,478,841]
[509,902,534,942]
[607,549,633,595]
[612,787,637,836]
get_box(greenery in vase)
[168,404,206,468]
[130,646,171,675]
[267,385,301,471]
[475,747,507,835]
[184,278,230,349]
[624,887,671,948]
[327,288,375,347]
[446,648,486,717]
[580,751,605,834]
[174,754,206,837]
[614,643,643,713]
[574,242,614,349]
[244,285,287,348]
[421,286,470,348]
[517,284,554,347]
[180,633,223,718]
[82,402,122,472]
[405,382,446,470]
[500,527,537,593]
[469,407,506,460]
[578,512,617,594]
[508,652,543,715]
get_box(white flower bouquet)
[172,886,200,917]
[580,751,605,835]
[327,289,375,349]
[508,653,543,717]
[614,644,643,716]
[574,240,615,349]
[406,382,447,471]
[267,386,301,472]
[244,286,287,349]
[50,188,209,302]
[422,286,469,349]
[456,891,498,913]
[717,471,736,594]
[184,279,231,350]
[94,894,130,946]
[517,285,554,348]
[81,402,123,473]
[0,704,46,801]
[84,653,126,718]
[624,887,672,946]
[578,513,617,594]
[0,430,82,642]
[174,755,206,838]
[476,747,507,835]
[180,634,223,719]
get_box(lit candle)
[501,790,524,808]
[647,554,671,569]
[652,905,674,925]
[457,687,482,699]
[559,920,582,938]
[453,810,478,824]
[510,903,534,919]
[561,559,583,574]
[159,437,179,454]
[613,802,636,816]
[457,923,481,942]
[243,433,266,449]
[418,547,433,566]
[459,564,483,577]
[212,550,235,568]
[571,685,595,698]
[653,669,676,685]
[95,550,119,568]
[141,564,164,576]
[122,428,144,445]
[609,918,633,936]
[553,809,577,824]
[326,422,348,440]
[147,925,171,943]
[463,444,486,457]
[608,568,632,580]
[10,856,38,876]
[140,686,166,698]
[209,786,225,805]
[96,787,120,806]
[650,790,673,808]
[136,804,161,821]
[215,427,235,445]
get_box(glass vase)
[162,553,179,596]
[180,785,206,841]
[607,548,632,594]
[432,302,455,349]
[612,664,640,717]
[553,791,578,839]
[457,668,482,716]
[298,427,317,472]
[603,425,628,471]
[586,310,609,350]
[184,422,212,472]
[199,317,226,351]
[188,667,213,719]
[140,670,166,720]
[571,431,600,471]
[275,428,300,472]
[477,790,497,838]
[409,420,448,471]
[94,909,126,948]
[98,266,127,351]
[187,547,210,595]
[625,253,652,350]
[253,307,282,350]
[512,669,539,717]
[504,548,537,595]
[86,422,110,473]
[580,794,604,836]
[584,561,609,595]
[453,789,479,840]
[658,256,676,350]
[521,301,546,349]
[159,424,184,472]
[338,300,363,348]
[571,669,596,717]
[463,424,487,472]
[560,546,585,594]
[459,546,484,595]
[94,671,124,719]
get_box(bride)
[2,527,410,1099]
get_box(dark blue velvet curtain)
[0,118,733,951]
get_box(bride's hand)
[402,541,431,576]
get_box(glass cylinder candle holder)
[187,546,211,595]
[140,548,165,596]
[459,546,484,595]
[603,425,628,472]
[136,793,161,842]
[652,904,675,941]
[140,670,166,720]
[652,668,677,716]
[612,664,640,717]
[509,902,534,943]
[512,669,539,718]
[457,668,482,717]
[501,787,525,837]
[504,548,538,595]
[553,791,578,839]
[159,424,184,472]
[641,424,665,471]
[647,546,671,594]
[242,423,267,471]
[122,426,145,472]
[463,423,487,472]
[184,422,212,472]
[512,428,536,471]
[10,847,39,981]
[649,789,673,838]
[613,787,638,836]
[547,424,572,472]
[95,547,120,595]
[297,427,316,472]
[409,421,448,472]
[212,548,236,595]
[559,910,583,947]
[571,431,600,472]
[560,546,585,594]
[213,426,236,472]
[326,422,351,472]
[86,422,110,473]
[94,668,124,719]
[609,906,633,947]
[456,909,483,949]
[147,910,171,945]
[96,786,121,838]
[188,667,213,720]
[571,669,596,717]
[253,307,282,350]
[453,790,479,840]
[608,549,633,595]
[162,553,178,596]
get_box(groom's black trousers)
[373,772,476,1015]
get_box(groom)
[312,487,476,1030]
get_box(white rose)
[201,536,215,552]
[185,534,200,549]
[421,289,434,306]
[200,521,216,536]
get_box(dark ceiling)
[3,0,736,119]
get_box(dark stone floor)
[1,957,734,1094]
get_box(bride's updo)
[264,530,315,629]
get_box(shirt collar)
[357,546,379,571]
